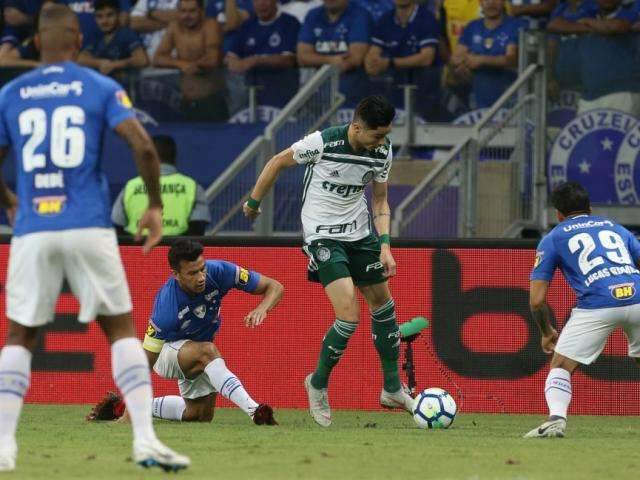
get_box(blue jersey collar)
[394,4,419,26]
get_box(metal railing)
[205,64,344,235]
[392,32,548,238]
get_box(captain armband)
[143,334,165,353]
[143,323,164,353]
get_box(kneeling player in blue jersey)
[525,182,640,438]
[102,239,283,424]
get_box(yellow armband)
[143,323,164,353]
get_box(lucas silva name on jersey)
[584,265,640,289]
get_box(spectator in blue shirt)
[452,0,522,108]
[549,0,640,116]
[0,0,53,68]
[78,0,149,77]
[354,0,394,22]
[227,0,300,107]
[508,0,559,30]
[298,0,372,105]
[61,0,131,47]
[546,0,595,95]
[2,0,42,46]
[0,0,46,60]
[365,0,444,119]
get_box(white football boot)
[380,385,414,413]
[134,438,191,472]
[523,418,566,438]
[0,437,16,473]
[304,373,331,427]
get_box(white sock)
[152,396,186,421]
[204,358,258,416]
[111,338,156,444]
[545,368,572,419]
[0,346,31,447]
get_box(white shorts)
[153,339,216,400]
[555,303,640,365]
[6,228,132,327]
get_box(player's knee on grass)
[182,406,214,423]
[182,396,215,422]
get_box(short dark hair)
[95,0,120,12]
[353,95,395,129]
[153,135,177,165]
[551,182,591,216]
[168,239,203,271]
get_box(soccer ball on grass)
[412,388,457,429]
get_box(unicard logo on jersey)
[610,283,636,300]
[562,219,614,232]
[20,81,83,100]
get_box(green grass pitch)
[7,405,639,479]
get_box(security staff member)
[112,135,211,235]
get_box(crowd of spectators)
[0,0,639,120]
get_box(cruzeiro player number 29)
[564,221,638,292]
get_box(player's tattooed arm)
[243,148,297,220]
[0,146,17,224]
[372,180,396,278]
[530,280,558,354]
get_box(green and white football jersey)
[291,124,392,243]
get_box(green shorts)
[303,233,386,287]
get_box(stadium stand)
[0,0,639,237]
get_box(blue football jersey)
[371,5,440,61]
[149,260,261,343]
[0,61,135,236]
[459,16,523,108]
[531,215,640,309]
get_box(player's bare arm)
[372,180,396,278]
[243,148,297,220]
[0,146,18,224]
[244,275,284,328]
[144,348,160,369]
[530,279,558,354]
[114,118,163,253]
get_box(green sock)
[311,319,357,389]
[371,299,402,393]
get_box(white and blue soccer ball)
[412,388,457,429]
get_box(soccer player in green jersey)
[243,95,413,426]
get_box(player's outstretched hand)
[242,201,262,221]
[136,206,163,254]
[244,307,267,328]
[541,327,559,354]
[380,247,397,278]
